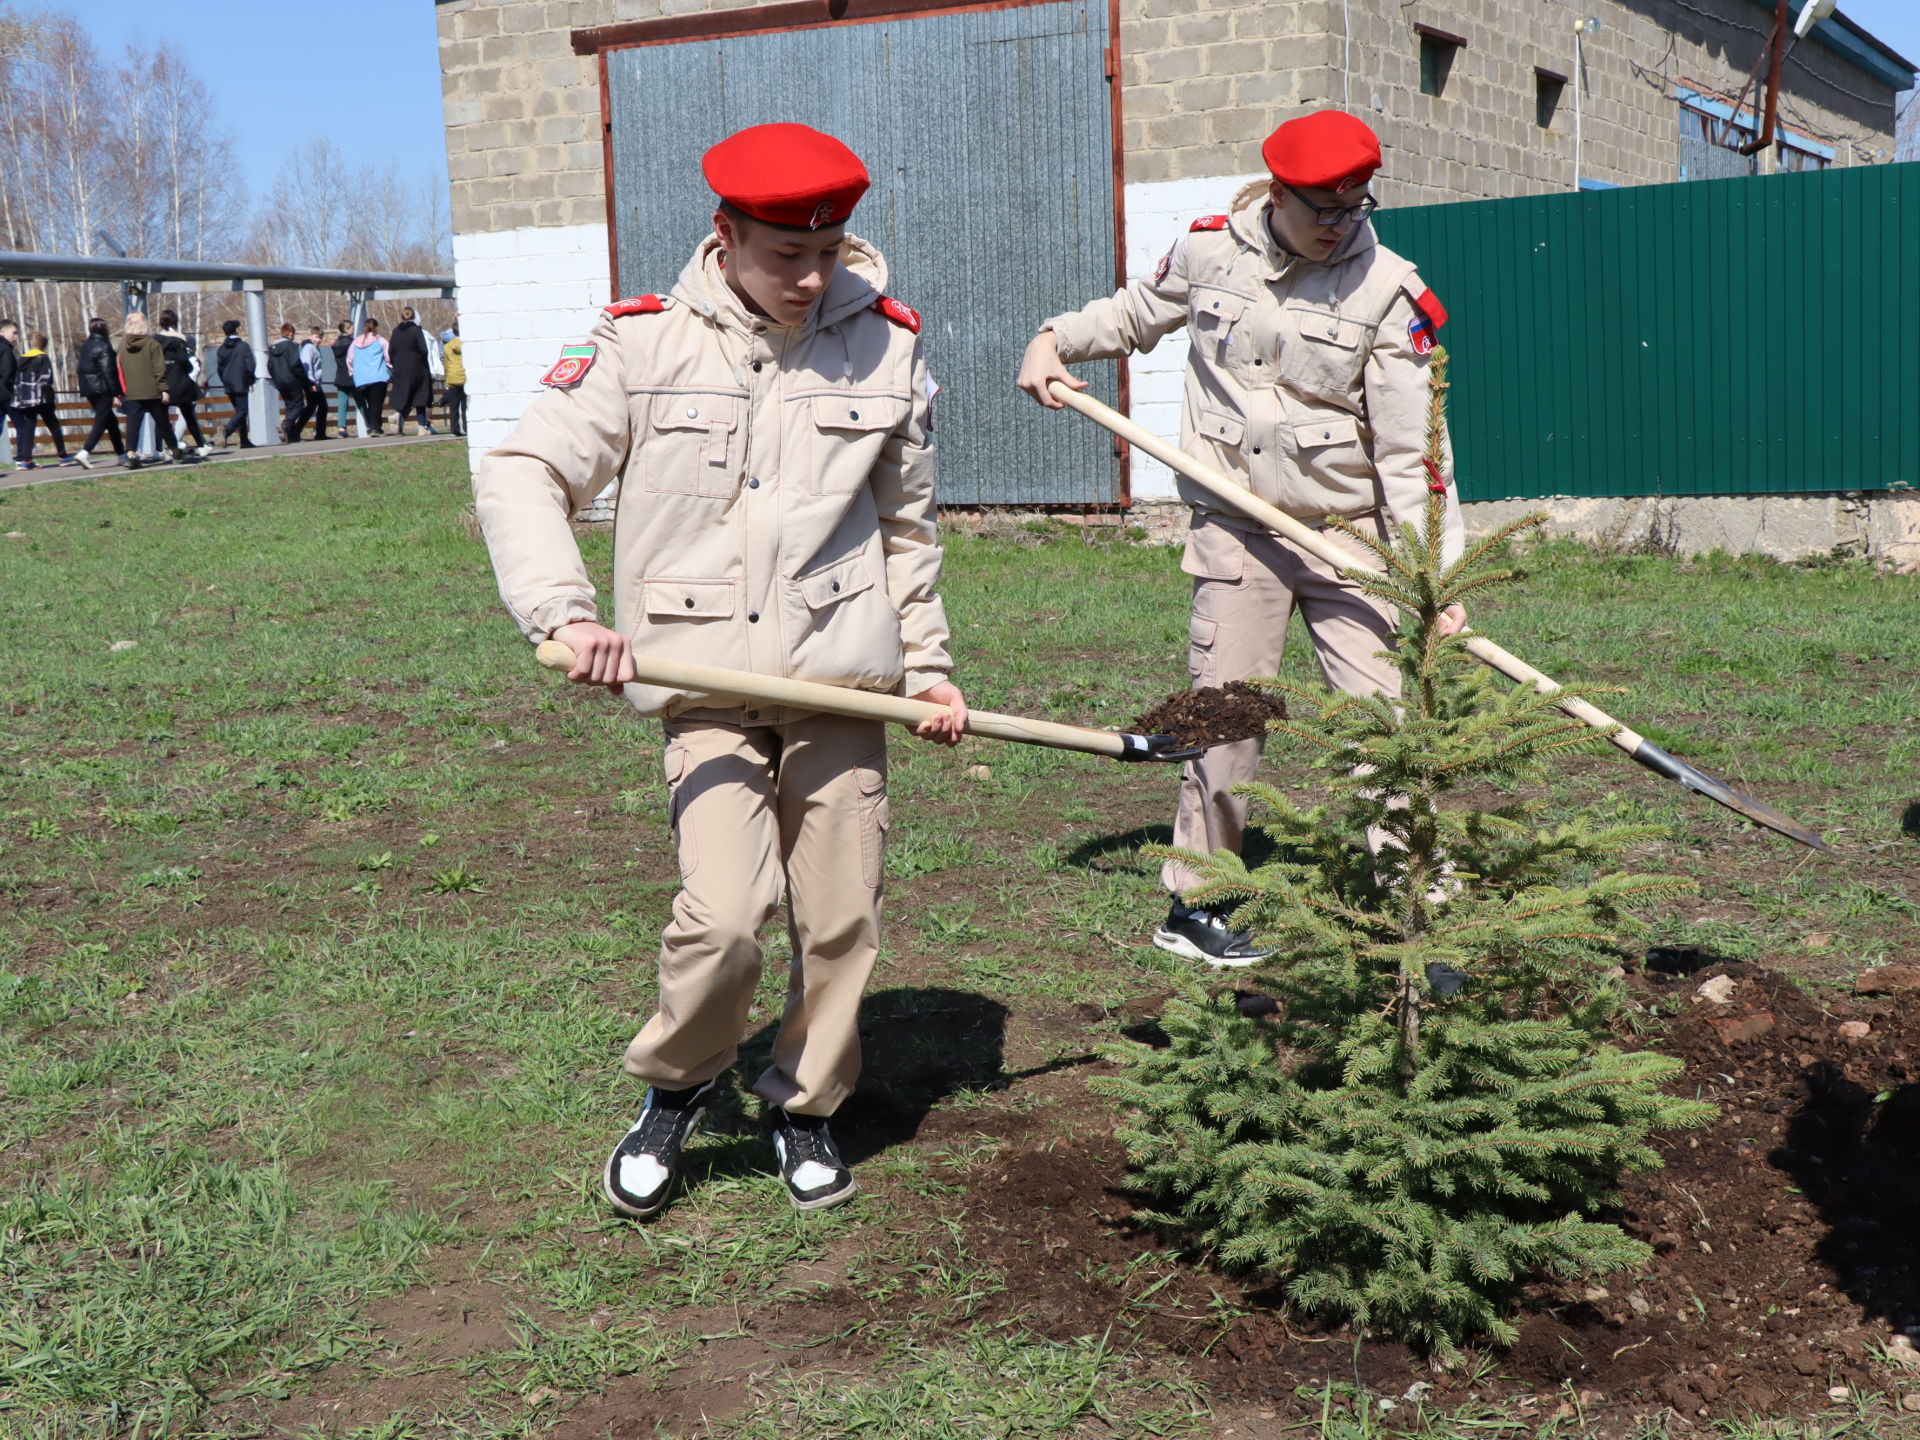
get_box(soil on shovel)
[1134,682,1288,749]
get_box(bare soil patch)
[935,960,1920,1430]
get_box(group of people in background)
[0,307,465,470]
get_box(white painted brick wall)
[453,222,615,471]
[1118,173,1263,500]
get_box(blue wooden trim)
[1806,16,1915,93]
[1577,178,1621,190]
[1676,87,1835,160]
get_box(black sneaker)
[770,1108,856,1211]
[602,1079,720,1219]
[1152,900,1272,967]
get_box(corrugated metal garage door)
[605,1,1122,505]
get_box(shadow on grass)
[1062,823,1284,876]
[733,986,1018,1166]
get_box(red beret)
[1261,110,1382,193]
[702,123,870,230]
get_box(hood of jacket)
[123,334,154,354]
[19,348,42,359]
[1225,178,1378,277]
[668,231,888,340]
[218,336,243,350]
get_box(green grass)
[1,449,1917,1436]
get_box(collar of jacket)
[673,232,888,341]
[1226,178,1379,283]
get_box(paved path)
[0,431,462,491]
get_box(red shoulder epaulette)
[874,295,921,334]
[1189,214,1231,232]
[605,294,671,318]
[1401,276,1447,329]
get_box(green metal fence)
[1374,164,1920,503]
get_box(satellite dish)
[1794,0,1836,38]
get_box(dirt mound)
[955,961,1920,1426]
[1134,682,1288,749]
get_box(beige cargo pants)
[622,712,888,1117]
[1163,513,1401,894]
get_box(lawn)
[1,445,1917,1440]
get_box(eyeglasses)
[1282,185,1379,228]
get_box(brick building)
[434,0,1913,505]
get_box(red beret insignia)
[874,295,921,333]
[605,294,671,318]
[702,123,871,230]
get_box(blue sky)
[67,0,1917,213]
[74,0,449,204]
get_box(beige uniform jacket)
[473,235,952,720]
[1045,181,1463,564]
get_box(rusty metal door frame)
[571,0,1132,504]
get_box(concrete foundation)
[1025,492,1920,569]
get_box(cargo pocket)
[664,741,697,879]
[854,754,889,890]
[1187,613,1218,688]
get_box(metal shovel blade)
[1630,740,1834,853]
[1113,732,1207,763]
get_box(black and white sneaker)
[602,1079,720,1219]
[1152,900,1272,967]
[770,1108,857,1212]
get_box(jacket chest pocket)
[641,392,743,498]
[1190,287,1250,365]
[1278,300,1370,396]
[808,393,909,495]
[643,578,738,621]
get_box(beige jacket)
[1045,181,1463,564]
[473,235,952,720]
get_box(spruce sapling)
[1094,348,1714,1361]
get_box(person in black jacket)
[215,319,257,447]
[387,306,435,436]
[9,333,70,469]
[155,309,210,458]
[267,322,317,443]
[75,318,126,469]
[0,319,19,461]
[330,320,355,436]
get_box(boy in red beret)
[474,122,966,1217]
[1018,109,1465,965]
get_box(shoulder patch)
[605,294,671,319]
[540,343,597,389]
[874,295,921,334]
[1189,214,1231,232]
[1400,276,1447,329]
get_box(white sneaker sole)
[788,1174,857,1212]
[1151,927,1267,968]
[601,1099,707,1219]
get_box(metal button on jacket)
[748,477,760,489]
[747,611,760,623]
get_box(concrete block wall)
[436,0,1906,505]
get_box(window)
[1778,140,1830,172]
[1535,66,1567,128]
[1678,101,1758,180]
[1416,24,1465,98]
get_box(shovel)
[1048,382,1834,853]
[532,641,1202,763]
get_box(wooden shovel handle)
[1045,382,1645,758]
[534,641,1127,758]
